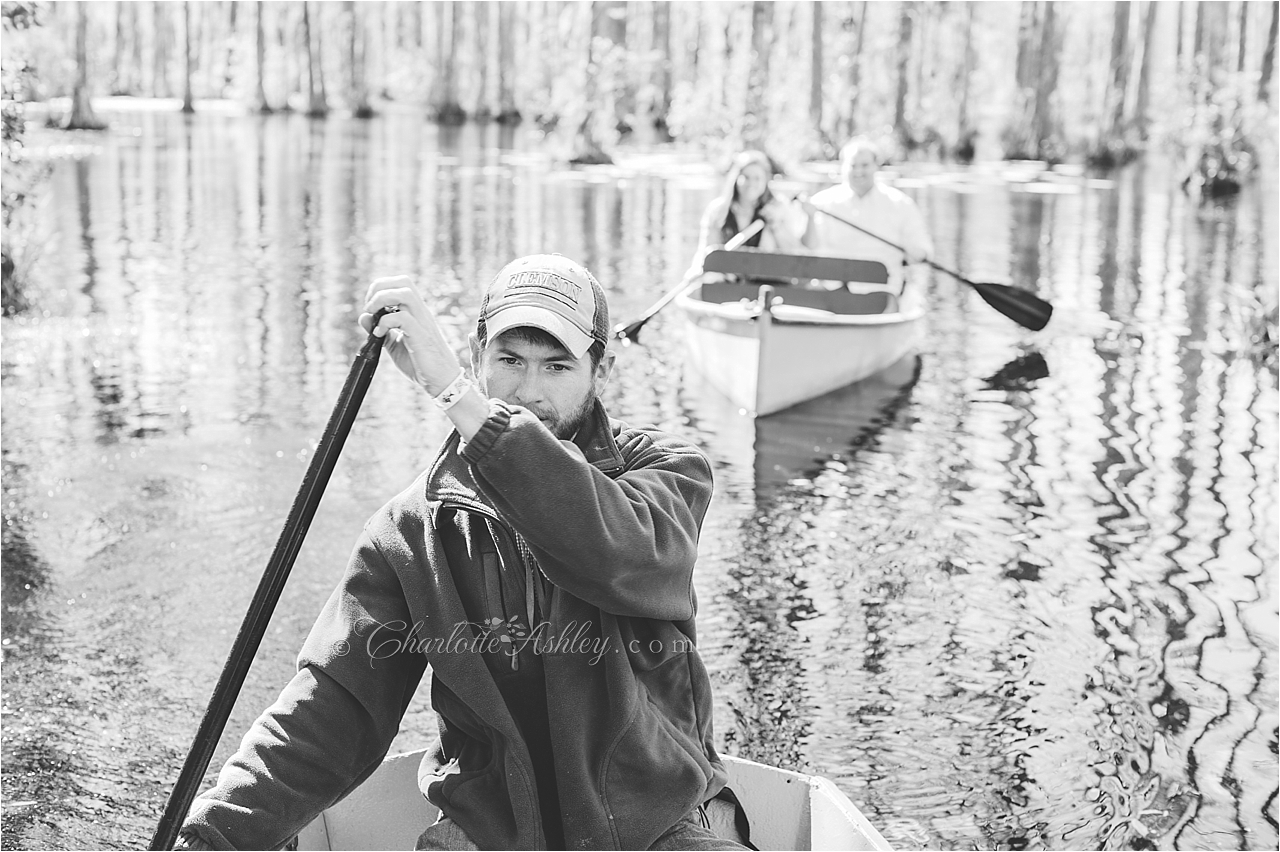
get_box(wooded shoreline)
[6,1,1277,167]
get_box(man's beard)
[541,390,597,440]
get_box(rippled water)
[2,111,1276,851]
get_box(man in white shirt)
[802,136,933,295]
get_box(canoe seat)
[698,279,894,316]
[702,249,890,285]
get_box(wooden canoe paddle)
[613,219,766,344]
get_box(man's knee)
[647,803,752,851]
[415,816,481,851]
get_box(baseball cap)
[478,254,610,359]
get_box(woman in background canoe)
[695,150,806,263]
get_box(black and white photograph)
[1,1,1276,850]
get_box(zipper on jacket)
[445,501,544,672]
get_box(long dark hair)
[712,150,776,235]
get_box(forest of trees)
[4,0,1277,171]
[6,1,1276,310]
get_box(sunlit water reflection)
[2,111,1275,851]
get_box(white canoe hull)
[296,748,892,851]
[677,287,924,417]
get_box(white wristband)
[431,371,474,411]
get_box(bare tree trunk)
[612,1,634,135]
[1209,1,1229,74]
[407,2,422,50]
[1193,1,1206,63]
[280,3,298,111]
[1104,2,1131,138]
[1261,0,1278,104]
[303,1,328,116]
[1175,1,1187,79]
[222,1,239,95]
[1032,0,1060,159]
[65,2,106,129]
[303,1,317,113]
[131,1,145,95]
[316,4,329,111]
[1133,1,1157,142]
[742,0,773,148]
[690,3,702,80]
[428,2,445,113]
[348,0,373,117]
[893,1,914,150]
[572,1,625,164]
[956,2,976,161]
[846,1,868,138]
[113,2,132,95]
[154,0,172,98]
[181,1,195,112]
[1237,0,1249,73]
[1004,0,1042,160]
[430,1,466,123]
[255,0,271,112]
[474,1,492,120]
[809,1,823,143]
[496,1,521,123]
[652,0,673,132]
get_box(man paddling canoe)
[802,136,934,296]
[175,255,746,850]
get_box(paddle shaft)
[614,219,765,341]
[812,206,1053,331]
[149,316,393,851]
[812,206,962,282]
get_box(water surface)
[2,110,1276,850]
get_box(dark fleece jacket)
[180,398,724,850]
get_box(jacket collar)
[425,398,624,511]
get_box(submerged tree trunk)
[65,2,106,129]
[181,1,195,112]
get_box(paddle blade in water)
[970,281,1053,331]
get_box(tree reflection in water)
[0,111,1274,851]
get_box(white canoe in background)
[296,748,893,851]
[676,250,924,417]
